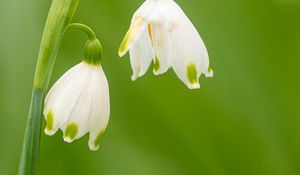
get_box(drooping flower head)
[44,37,110,151]
[119,0,213,89]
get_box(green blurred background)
[1,0,300,174]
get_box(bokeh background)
[1,0,300,174]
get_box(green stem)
[68,23,97,40]
[18,0,79,175]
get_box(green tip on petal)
[45,111,54,132]
[205,66,214,77]
[131,66,141,81]
[64,123,78,142]
[94,130,105,149]
[153,56,160,73]
[187,63,198,85]
[119,31,131,57]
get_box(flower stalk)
[18,0,79,174]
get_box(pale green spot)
[187,64,198,84]
[154,56,160,71]
[64,123,78,140]
[94,130,105,148]
[119,31,131,56]
[136,66,141,75]
[208,67,213,73]
[46,111,54,131]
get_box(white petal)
[61,66,95,143]
[119,16,148,57]
[165,2,212,89]
[134,0,160,21]
[129,24,154,81]
[150,23,173,75]
[88,67,110,151]
[43,63,91,135]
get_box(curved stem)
[68,23,97,40]
[18,0,79,175]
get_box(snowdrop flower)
[43,38,110,151]
[119,0,213,89]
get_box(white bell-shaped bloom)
[119,0,213,89]
[43,61,110,151]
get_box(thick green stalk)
[18,0,79,175]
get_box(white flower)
[119,0,213,89]
[43,62,110,151]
